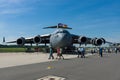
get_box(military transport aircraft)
[7,23,106,48]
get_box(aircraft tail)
[43,23,72,29]
[3,37,5,43]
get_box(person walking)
[48,46,54,59]
[80,47,85,58]
[56,48,61,59]
[115,47,118,54]
[99,47,103,57]
[59,48,64,59]
[77,47,81,58]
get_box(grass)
[0,48,26,52]
[0,47,49,53]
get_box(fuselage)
[50,29,72,48]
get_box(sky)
[0,0,120,43]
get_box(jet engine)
[17,37,25,46]
[100,38,106,44]
[91,38,105,46]
[33,35,41,44]
[78,36,87,43]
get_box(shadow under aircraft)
[7,23,106,48]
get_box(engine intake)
[96,39,102,45]
[17,37,25,46]
[91,38,105,46]
[100,38,106,44]
[33,35,41,44]
[78,36,87,43]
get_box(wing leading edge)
[7,34,51,46]
[71,34,105,46]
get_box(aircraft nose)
[58,33,72,47]
[61,33,68,40]
[50,32,72,48]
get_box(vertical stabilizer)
[3,37,5,43]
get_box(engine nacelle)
[33,35,41,44]
[17,37,25,46]
[100,38,106,44]
[78,36,87,43]
[91,38,105,46]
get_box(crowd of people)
[48,46,120,60]
[48,47,64,60]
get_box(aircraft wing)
[106,41,120,46]
[7,34,51,46]
[71,34,105,46]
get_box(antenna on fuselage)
[43,23,72,29]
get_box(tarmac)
[0,52,120,80]
[0,52,80,68]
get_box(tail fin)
[43,23,72,29]
[3,37,5,43]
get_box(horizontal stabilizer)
[43,23,72,29]
[43,26,57,29]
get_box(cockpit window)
[53,30,70,34]
[56,30,69,33]
[63,30,69,33]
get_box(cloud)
[0,0,24,7]
[0,0,24,4]
[0,0,81,15]
[0,8,32,15]
[0,0,35,15]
